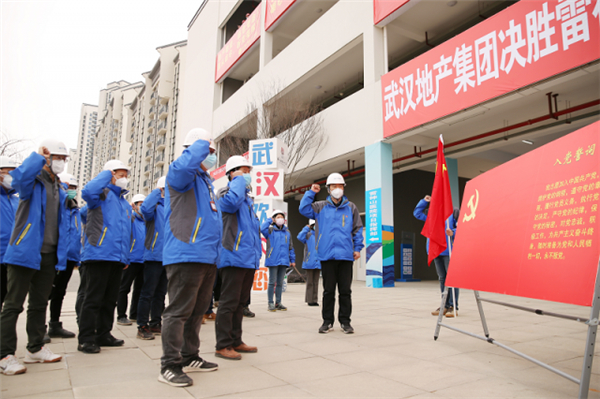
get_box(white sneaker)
[23,346,62,363]
[0,355,27,375]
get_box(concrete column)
[446,157,459,209]
[364,141,395,288]
[259,1,273,68]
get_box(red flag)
[422,135,454,265]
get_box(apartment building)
[175,0,599,281]
[71,103,98,197]
[127,40,187,197]
[92,81,143,180]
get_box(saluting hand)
[38,146,51,161]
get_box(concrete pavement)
[1,279,599,398]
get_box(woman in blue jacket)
[299,173,364,335]
[137,177,167,340]
[215,155,261,362]
[116,193,146,326]
[261,210,295,312]
[0,155,19,308]
[46,173,82,339]
[297,219,321,307]
[77,159,132,354]
[1,141,69,375]
[413,195,458,317]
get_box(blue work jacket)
[1,186,19,264]
[413,199,457,257]
[261,218,295,267]
[297,225,321,270]
[140,188,164,262]
[130,212,145,264]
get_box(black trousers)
[116,262,144,319]
[78,261,123,344]
[1,263,7,309]
[215,267,255,350]
[321,260,353,325]
[49,260,76,322]
[75,264,86,325]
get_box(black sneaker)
[149,324,162,335]
[117,317,132,326]
[96,334,125,347]
[77,342,101,354]
[340,324,354,334]
[137,325,155,340]
[318,323,333,334]
[158,365,193,387]
[243,307,255,317]
[275,303,287,311]
[182,356,218,373]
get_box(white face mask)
[331,188,344,199]
[275,218,285,227]
[115,177,129,190]
[1,174,12,190]
[51,159,65,175]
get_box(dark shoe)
[341,323,354,334]
[243,307,255,317]
[275,303,287,311]
[96,334,124,347]
[445,306,457,318]
[77,342,101,354]
[182,356,218,373]
[308,302,319,306]
[233,343,257,353]
[318,323,333,334]
[215,348,241,360]
[43,332,51,344]
[137,326,155,340]
[158,365,193,387]
[48,321,76,338]
[117,317,132,326]
[149,324,162,335]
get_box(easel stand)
[434,260,600,399]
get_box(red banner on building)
[374,0,410,26]
[446,121,600,306]
[215,6,261,83]
[381,0,600,138]
[265,0,296,31]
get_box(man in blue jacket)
[215,155,261,361]
[0,140,69,375]
[77,159,132,354]
[159,128,220,387]
[116,193,146,326]
[0,156,19,309]
[297,219,321,306]
[46,172,81,339]
[413,195,459,317]
[261,210,295,312]
[299,173,364,334]
[137,177,167,340]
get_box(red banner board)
[446,121,600,306]
[374,0,410,25]
[265,0,296,31]
[215,6,261,83]
[210,151,250,180]
[381,0,600,138]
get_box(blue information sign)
[366,188,382,243]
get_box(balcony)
[156,136,166,150]
[148,106,155,118]
[157,120,167,134]
[155,153,165,166]
[146,134,154,147]
[153,170,162,180]
[158,104,168,119]
[143,179,149,187]
[145,149,153,160]
[150,91,157,105]
[128,157,132,165]
[147,120,155,133]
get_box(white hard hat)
[225,155,252,174]
[0,156,18,169]
[58,172,78,187]
[309,219,315,226]
[271,209,285,219]
[156,176,166,189]
[326,172,345,186]
[183,128,214,150]
[103,159,131,172]
[132,194,146,203]
[40,138,69,157]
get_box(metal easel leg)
[474,290,490,338]
[578,260,600,399]
[434,287,449,340]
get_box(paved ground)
[1,277,599,399]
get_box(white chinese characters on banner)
[383,0,599,124]
[250,138,288,172]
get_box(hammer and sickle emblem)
[463,189,479,223]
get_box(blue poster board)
[397,243,420,282]
[366,188,382,244]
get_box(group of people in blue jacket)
[0,127,366,388]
